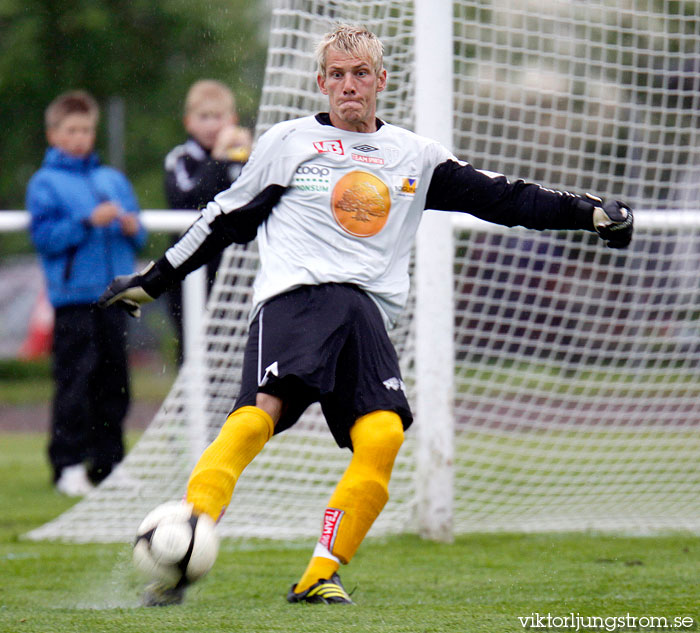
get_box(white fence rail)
[0,210,205,362]
[0,208,693,367]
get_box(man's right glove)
[589,196,634,249]
[98,261,168,318]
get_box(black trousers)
[49,303,129,483]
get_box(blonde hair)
[184,80,236,115]
[45,91,99,130]
[315,23,384,77]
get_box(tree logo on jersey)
[331,170,391,237]
[313,139,344,155]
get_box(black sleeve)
[156,184,287,284]
[165,154,240,210]
[425,159,596,232]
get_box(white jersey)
[166,114,454,326]
[162,114,597,327]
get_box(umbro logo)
[352,144,379,153]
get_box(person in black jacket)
[163,79,252,363]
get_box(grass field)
[1,434,698,633]
[0,358,175,407]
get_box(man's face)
[47,113,97,158]
[185,104,235,150]
[317,47,387,132]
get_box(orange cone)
[18,288,54,360]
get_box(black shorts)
[233,283,412,448]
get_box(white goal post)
[414,0,456,542]
[27,0,700,543]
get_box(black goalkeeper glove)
[587,195,634,249]
[98,261,169,318]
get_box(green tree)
[0,0,268,218]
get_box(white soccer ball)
[133,501,219,587]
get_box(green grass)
[1,433,698,633]
[457,360,700,399]
[0,359,175,406]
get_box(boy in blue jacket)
[27,90,147,496]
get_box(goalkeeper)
[100,23,633,606]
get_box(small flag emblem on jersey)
[401,178,417,194]
[393,176,418,197]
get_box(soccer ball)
[133,500,219,587]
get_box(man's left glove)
[589,196,634,249]
[98,261,167,318]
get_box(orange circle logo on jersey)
[331,170,391,237]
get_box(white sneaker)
[55,464,94,497]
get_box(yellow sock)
[186,406,274,521]
[294,556,340,593]
[295,410,404,592]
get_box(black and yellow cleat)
[142,581,186,607]
[286,572,354,605]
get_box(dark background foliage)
[0,0,268,255]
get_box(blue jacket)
[27,147,147,308]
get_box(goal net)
[28,0,700,542]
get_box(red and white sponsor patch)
[313,139,344,155]
[351,153,384,165]
[319,507,344,551]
